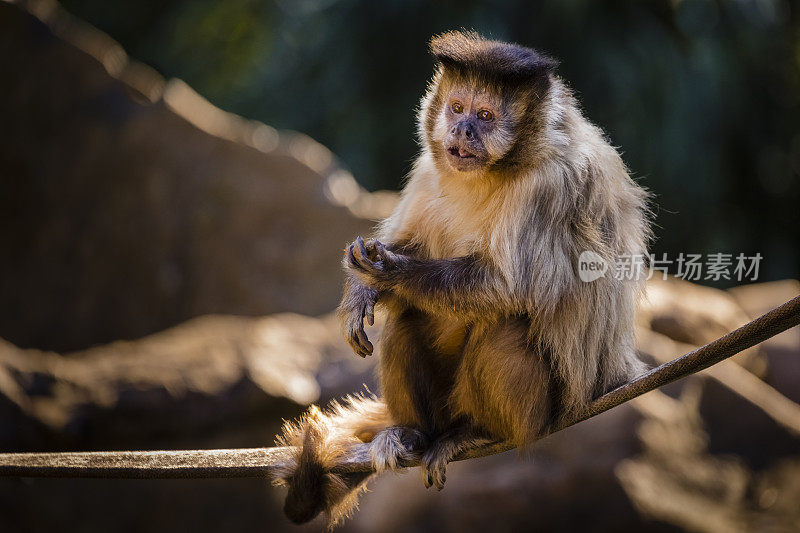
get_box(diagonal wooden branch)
[1,294,798,479]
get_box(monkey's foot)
[420,447,449,490]
[418,426,491,490]
[369,426,427,472]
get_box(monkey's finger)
[376,241,394,267]
[348,321,370,355]
[349,242,374,273]
[356,343,369,358]
[365,301,375,326]
[375,241,386,258]
[347,326,369,357]
[355,328,373,355]
[347,337,366,358]
[349,243,360,263]
[355,236,374,270]
[347,244,365,271]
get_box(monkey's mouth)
[447,146,476,159]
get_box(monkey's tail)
[272,393,392,528]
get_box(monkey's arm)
[337,273,379,357]
[346,237,513,319]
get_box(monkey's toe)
[420,452,447,490]
[420,445,448,490]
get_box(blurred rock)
[638,278,800,467]
[639,276,766,374]
[729,280,800,404]
[0,311,378,451]
[641,276,753,344]
[0,0,396,352]
[617,279,800,533]
[618,386,800,533]
[617,386,754,533]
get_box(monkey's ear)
[429,30,558,81]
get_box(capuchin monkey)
[274,31,650,527]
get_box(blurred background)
[0,0,799,531]
[61,0,800,282]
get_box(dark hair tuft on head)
[429,30,557,82]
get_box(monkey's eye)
[451,102,463,114]
[477,109,494,122]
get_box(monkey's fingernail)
[348,247,364,269]
[357,237,369,259]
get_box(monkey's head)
[422,31,558,175]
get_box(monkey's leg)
[371,308,456,471]
[452,318,553,448]
[419,424,494,490]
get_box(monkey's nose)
[451,121,475,140]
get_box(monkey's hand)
[346,236,400,288]
[338,277,378,358]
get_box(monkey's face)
[435,85,515,173]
